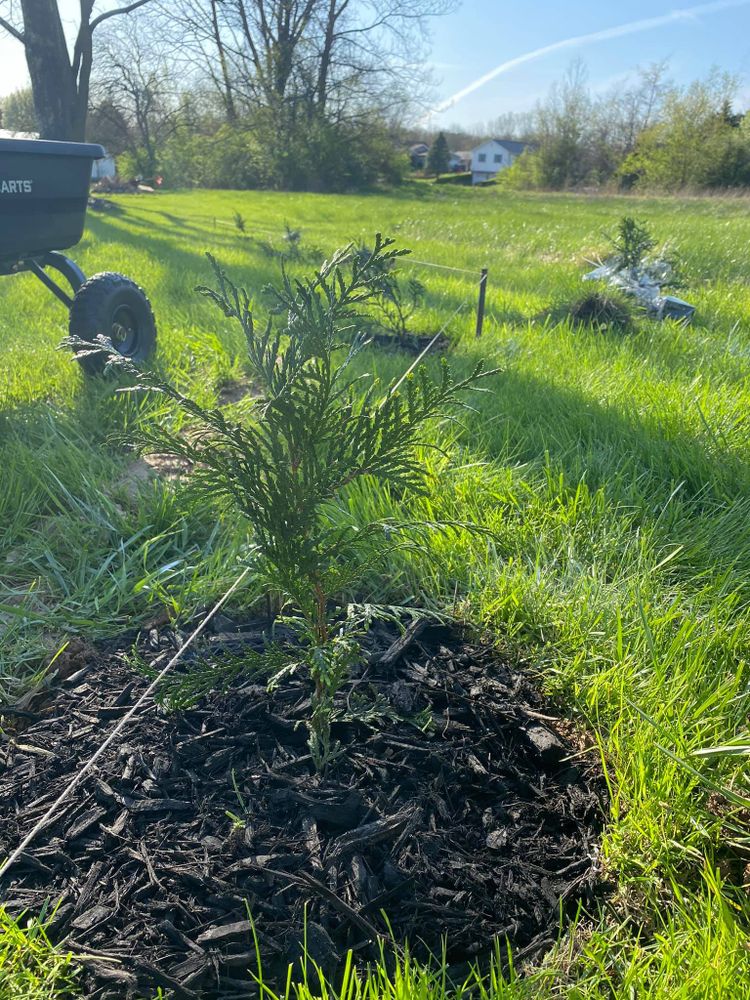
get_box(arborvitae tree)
[426,131,450,177]
[719,98,744,129]
[71,235,493,769]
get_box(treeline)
[485,63,750,192]
[3,6,748,196]
[0,0,454,192]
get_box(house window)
[478,153,486,163]
[494,154,503,163]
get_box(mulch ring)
[0,619,606,999]
[368,331,450,353]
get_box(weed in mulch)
[0,619,606,999]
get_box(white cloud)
[425,0,750,120]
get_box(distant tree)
[426,131,450,176]
[0,0,155,141]
[164,0,455,126]
[533,61,592,188]
[719,97,744,128]
[620,70,750,189]
[484,109,535,141]
[90,18,186,176]
[1,86,38,132]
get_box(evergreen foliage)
[70,235,493,768]
[607,217,656,271]
[356,244,425,339]
[426,132,450,177]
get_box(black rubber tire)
[69,272,157,376]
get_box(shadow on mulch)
[366,331,450,354]
[0,619,607,999]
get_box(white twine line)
[0,566,251,880]
[386,298,469,401]
[402,258,483,277]
[204,220,485,277]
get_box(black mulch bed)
[0,618,606,999]
[369,331,450,353]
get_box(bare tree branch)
[90,0,154,31]
[0,14,24,42]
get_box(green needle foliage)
[356,242,425,340]
[606,216,657,270]
[71,235,493,769]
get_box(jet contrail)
[429,0,750,118]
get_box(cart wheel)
[69,272,157,375]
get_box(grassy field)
[2,185,750,997]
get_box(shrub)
[73,236,493,769]
[495,150,545,190]
[436,172,471,185]
[158,125,270,189]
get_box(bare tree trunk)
[20,0,84,139]
[4,0,154,141]
[209,0,237,122]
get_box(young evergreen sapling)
[356,243,425,341]
[73,236,493,769]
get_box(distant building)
[450,150,472,172]
[91,152,117,180]
[0,129,38,140]
[409,142,429,169]
[470,138,532,184]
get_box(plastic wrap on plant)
[583,259,695,322]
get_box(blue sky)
[426,0,750,127]
[1,0,749,127]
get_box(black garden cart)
[0,137,156,374]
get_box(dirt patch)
[0,620,605,998]
[216,377,261,406]
[116,454,193,498]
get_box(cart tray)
[0,138,104,266]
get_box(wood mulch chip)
[0,618,606,998]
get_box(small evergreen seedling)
[356,243,425,341]
[74,236,493,769]
[282,223,302,258]
[607,217,656,271]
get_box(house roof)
[472,138,531,156]
[493,138,530,155]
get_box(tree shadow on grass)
[474,365,750,509]
[86,213,237,276]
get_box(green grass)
[2,185,750,996]
[0,907,78,998]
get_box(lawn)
[2,184,750,998]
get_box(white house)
[0,129,38,140]
[409,142,429,169]
[470,138,531,185]
[91,152,117,180]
